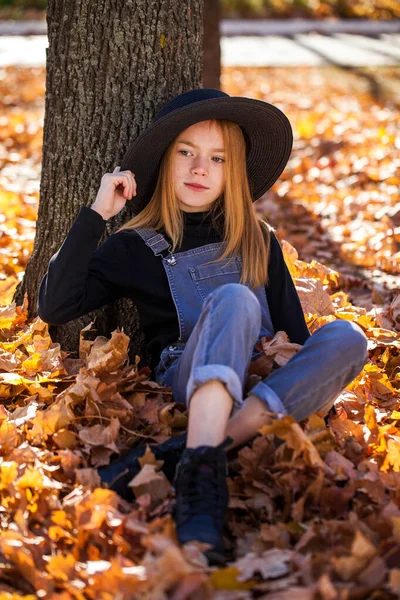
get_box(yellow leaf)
[45,553,76,581]
[0,461,18,490]
[281,239,299,277]
[210,566,256,590]
[16,466,44,490]
[381,437,400,472]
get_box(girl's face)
[171,120,225,213]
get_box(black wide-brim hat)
[120,88,293,214]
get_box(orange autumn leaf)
[45,552,76,581]
[29,397,75,440]
[381,437,400,472]
[0,419,20,454]
[259,416,328,471]
[86,330,130,375]
[257,331,302,366]
[295,278,335,317]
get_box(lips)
[184,183,209,190]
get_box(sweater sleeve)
[266,231,311,345]
[37,206,129,325]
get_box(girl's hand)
[91,166,137,220]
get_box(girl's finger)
[128,171,136,196]
[128,172,136,196]
[122,171,134,198]
[114,171,134,198]
[114,174,129,198]
[123,177,131,199]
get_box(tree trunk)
[203,0,221,89]
[13,0,204,371]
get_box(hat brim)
[120,96,293,213]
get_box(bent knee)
[327,319,368,360]
[210,283,259,308]
[204,284,261,333]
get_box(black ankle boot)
[173,437,232,565]
[97,432,188,502]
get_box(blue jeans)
[160,284,369,420]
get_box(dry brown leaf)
[316,574,338,600]
[331,529,376,581]
[259,416,328,471]
[258,331,302,365]
[129,463,173,505]
[169,573,214,600]
[78,415,120,452]
[389,569,400,594]
[86,330,129,374]
[295,278,335,316]
[138,444,165,471]
[234,549,293,582]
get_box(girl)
[38,88,368,565]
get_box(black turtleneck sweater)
[38,206,310,373]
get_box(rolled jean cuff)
[186,364,245,412]
[249,381,287,415]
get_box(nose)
[191,155,208,176]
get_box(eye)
[178,149,191,156]
[213,157,225,163]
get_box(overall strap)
[134,227,172,259]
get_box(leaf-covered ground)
[220,0,400,19]
[0,65,399,599]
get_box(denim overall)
[134,227,368,420]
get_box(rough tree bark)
[203,0,221,89]
[13,0,204,371]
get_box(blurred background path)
[0,19,399,67]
